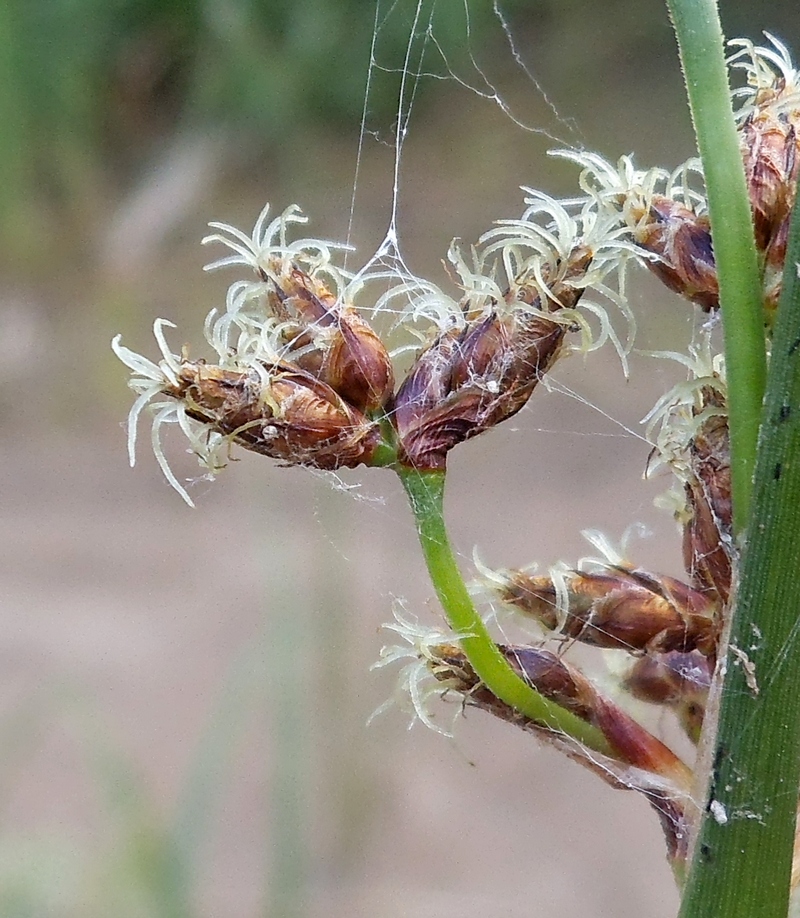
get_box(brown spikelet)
[632,197,719,311]
[394,249,592,470]
[739,95,799,315]
[741,113,797,253]
[169,359,381,469]
[394,312,565,469]
[683,388,734,602]
[494,565,718,656]
[624,651,712,743]
[431,642,691,783]
[263,266,394,413]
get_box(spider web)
[344,0,578,286]
[332,0,689,560]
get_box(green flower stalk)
[398,467,612,755]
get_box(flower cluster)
[731,33,800,311]
[114,185,632,500]
[369,34,797,866]
[113,206,394,504]
[114,32,800,873]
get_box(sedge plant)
[112,3,800,912]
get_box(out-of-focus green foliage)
[2,0,509,242]
[6,0,798,252]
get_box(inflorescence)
[113,35,800,870]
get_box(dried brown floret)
[742,113,797,254]
[631,197,718,311]
[263,266,394,414]
[168,359,382,470]
[394,250,591,470]
[733,35,800,316]
[431,641,691,783]
[494,564,719,656]
[394,310,566,469]
[624,650,712,743]
[683,388,734,602]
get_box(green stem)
[666,0,766,532]
[666,3,800,915]
[678,156,800,918]
[398,466,612,756]
[666,5,800,916]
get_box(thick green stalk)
[667,4,800,916]
[678,162,800,918]
[398,467,612,756]
[666,0,766,531]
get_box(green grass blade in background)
[66,694,193,918]
[679,161,800,918]
[666,0,766,532]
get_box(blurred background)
[3,1,799,916]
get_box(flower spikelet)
[168,359,382,469]
[490,563,718,656]
[556,151,719,311]
[429,641,692,788]
[113,205,399,503]
[371,607,471,736]
[558,36,800,317]
[203,203,394,413]
[624,651,712,743]
[394,307,567,469]
[730,34,800,313]
[681,387,733,602]
[642,339,732,601]
[393,194,626,470]
[113,318,382,505]
[113,319,231,506]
